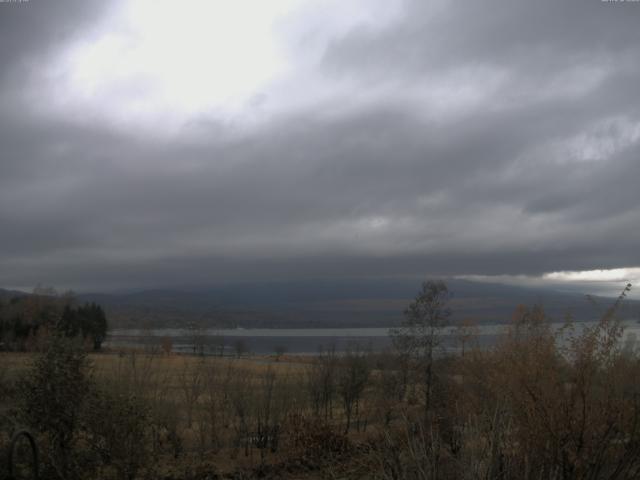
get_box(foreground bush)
[366,285,640,480]
[16,335,152,480]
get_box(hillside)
[73,279,640,329]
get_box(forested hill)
[0,288,27,300]
[66,279,640,329]
[0,289,108,351]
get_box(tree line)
[0,287,107,351]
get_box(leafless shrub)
[338,347,371,433]
[306,347,337,420]
[201,357,223,453]
[83,390,151,480]
[372,353,408,427]
[177,356,204,428]
[228,367,252,458]
[284,413,351,470]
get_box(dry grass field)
[1,348,376,479]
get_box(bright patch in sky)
[544,268,640,283]
[58,0,295,127]
[42,0,403,134]
[460,268,640,299]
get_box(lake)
[106,319,640,355]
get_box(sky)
[0,0,639,296]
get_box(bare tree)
[178,357,204,428]
[338,348,371,433]
[212,333,225,357]
[306,347,338,421]
[373,353,407,426]
[253,368,290,461]
[202,358,222,453]
[390,280,451,417]
[229,370,252,458]
[186,322,205,356]
[234,339,247,358]
[454,318,479,357]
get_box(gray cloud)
[0,0,639,291]
[0,1,108,85]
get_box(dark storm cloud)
[322,0,640,79]
[0,0,639,290]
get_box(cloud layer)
[1,0,639,292]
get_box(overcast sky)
[1,0,639,295]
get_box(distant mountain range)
[81,279,640,328]
[3,279,638,329]
[0,288,28,300]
